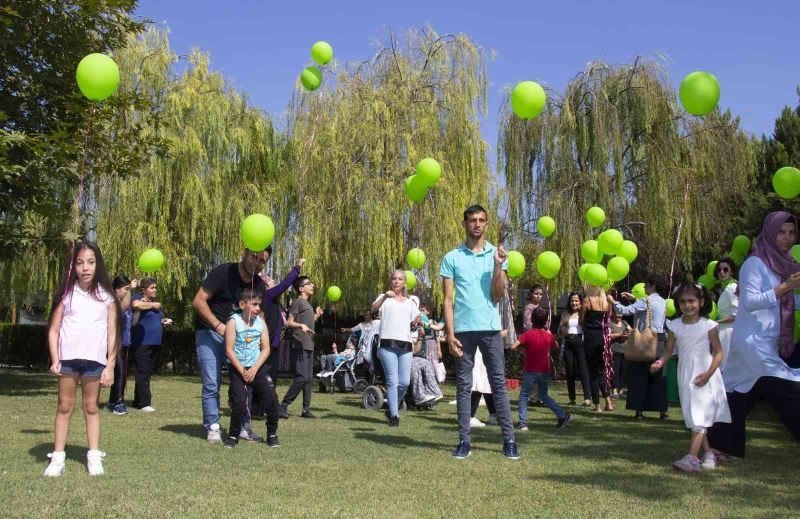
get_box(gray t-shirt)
[289,298,315,350]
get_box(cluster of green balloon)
[607,256,630,282]
[536,251,560,279]
[631,283,647,299]
[406,248,426,269]
[507,251,526,279]
[679,71,720,116]
[405,158,441,203]
[716,234,751,269]
[240,214,276,251]
[586,207,605,228]
[585,264,608,286]
[665,298,676,318]
[537,216,555,238]
[581,240,603,263]
[772,166,800,199]
[138,248,165,273]
[511,81,546,119]
[598,229,623,255]
[616,240,638,263]
[698,274,716,289]
[405,270,417,291]
[76,53,120,101]
[326,285,342,302]
[299,41,333,91]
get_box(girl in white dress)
[651,284,731,472]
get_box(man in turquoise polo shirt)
[440,204,519,460]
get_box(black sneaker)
[266,435,281,448]
[223,436,237,449]
[503,441,520,460]
[557,413,575,429]
[278,406,289,419]
[452,441,471,459]
[300,410,316,419]
[389,415,400,427]
[384,410,392,425]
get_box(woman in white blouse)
[708,211,800,458]
[371,270,421,427]
[714,258,739,372]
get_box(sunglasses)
[717,267,731,273]
[299,281,314,288]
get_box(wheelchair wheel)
[353,379,368,393]
[362,386,384,411]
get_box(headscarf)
[751,211,800,358]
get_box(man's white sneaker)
[469,417,485,428]
[86,450,106,476]
[207,423,222,444]
[44,451,65,477]
[139,406,156,412]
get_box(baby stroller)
[318,332,370,394]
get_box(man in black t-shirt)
[278,275,323,418]
[193,248,268,444]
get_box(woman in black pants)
[582,285,615,413]
[559,292,591,406]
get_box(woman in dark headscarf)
[708,211,800,458]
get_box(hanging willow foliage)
[498,58,758,293]
[285,26,492,309]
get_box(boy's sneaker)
[672,454,701,473]
[469,417,485,428]
[518,421,529,431]
[207,423,222,444]
[112,403,128,416]
[138,406,155,413]
[503,441,521,460]
[557,413,575,429]
[452,441,471,459]
[278,406,289,419]
[44,451,65,477]
[223,436,237,449]
[239,429,263,443]
[266,435,281,448]
[487,414,498,425]
[86,450,106,476]
[105,402,116,412]
[701,452,717,470]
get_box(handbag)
[623,300,658,362]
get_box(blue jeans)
[196,329,250,432]
[519,371,565,423]
[377,345,412,417]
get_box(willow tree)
[499,58,758,292]
[285,26,492,309]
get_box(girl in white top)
[713,258,739,371]
[45,242,121,477]
[371,270,421,426]
[651,284,730,472]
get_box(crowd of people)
[40,206,800,477]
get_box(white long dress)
[667,318,731,430]
[717,282,739,372]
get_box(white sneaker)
[469,417,485,428]
[701,452,717,470]
[207,423,222,444]
[44,451,65,477]
[139,406,156,412]
[487,414,498,425]
[86,450,106,476]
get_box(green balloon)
[404,270,417,291]
[326,285,342,302]
[585,264,608,287]
[578,263,590,283]
[415,158,442,187]
[709,301,719,320]
[404,175,429,203]
[732,235,751,255]
[311,41,334,65]
[406,248,426,269]
[631,282,646,299]
[137,248,164,273]
[706,260,718,278]
[679,71,720,116]
[536,251,561,279]
[76,53,120,101]
[607,256,630,282]
[616,240,638,263]
[586,206,605,228]
[537,216,556,238]
[665,298,676,318]
[240,213,275,251]
[728,250,745,267]
[792,245,800,263]
[698,274,716,289]
[506,251,526,279]
[581,240,603,263]
[772,166,800,199]
[511,81,546,119]
[300,66,323,91]
[598,229,624,255]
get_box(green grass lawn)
[1,368,797,518]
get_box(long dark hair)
[50,241,122,347]
[714,258,738,280]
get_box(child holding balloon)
[44,241,122,476]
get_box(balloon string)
[668,171,692,296]
[58,103,96,361]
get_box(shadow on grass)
[351,431,452,452]
[28,442,87,462]
[325,413,385,425]
[160,423,206,439]
[20,429,50,434]
[0,369,56,397]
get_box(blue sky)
[136,0,799,173]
